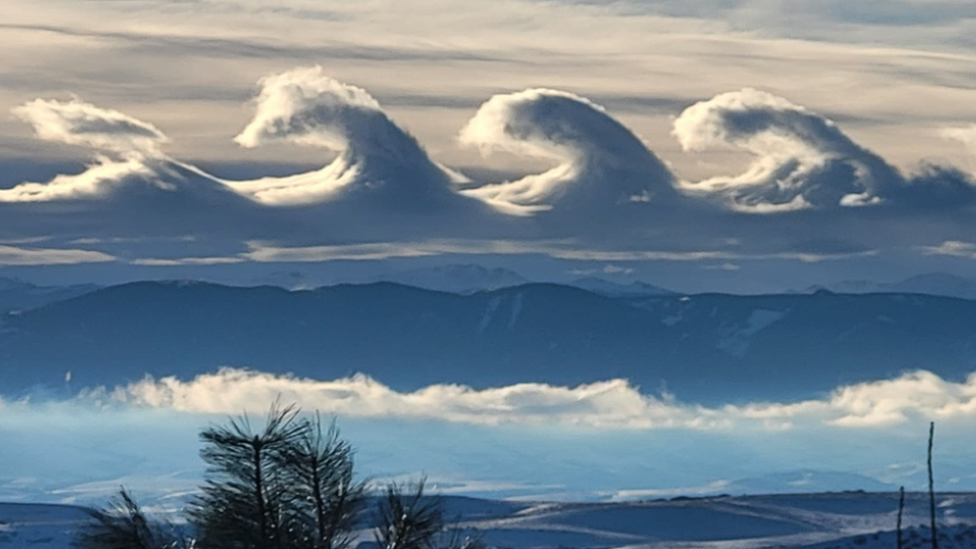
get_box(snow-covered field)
[4,492,976,549]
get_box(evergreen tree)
[189,402,307,549]
[375,479,444,549]
[282,414,367,549]
[76,487,187,549]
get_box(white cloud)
[131,257,246,266]
[673,88,976,213]
[0,243,115,265]
[920,240,976,259]
[0,156,155,202]
[106,367,976,430]
[242,239,878,264]
[459,88,677,213]
[942,124,976,156]
[226,66,478,209]
[673,88,902,212]
[12,98,168,155]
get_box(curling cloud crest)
[13,99,168,155]
[674,88,976,212]
[228,66,473,210]
[459,89,678,214]
[673,89,902,212]
[0,99,243,205]
[109,367,976,430]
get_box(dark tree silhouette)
[282,414,367,549]
[76,487,187,549]
[897,486,905,549]
[375,479,444,549]
[928,421,938,549]
[189,401,308,549]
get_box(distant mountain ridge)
[0,277,100,313]
[349,264,529,294]
[803,272,976,301]
[4,280,976,403]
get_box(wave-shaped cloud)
[674,88,976,212]
[13,98,168,155]
[106,367,976,430]
[0,99,253,210]
[459,89,678,214]
[226,66,482,213]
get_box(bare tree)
[375,479,444,549]
[928,421,938,549]
[897,486,905,549]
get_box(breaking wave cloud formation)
[673,88,976,212]
[5,67,976,217]
[459,89,678,214]
[5,66,976,263]
[100,367,976,430]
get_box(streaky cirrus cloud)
[459,89,679,214]
[226,66,489,213]
[0,243,115,265]
[673,88,976,212]
[105,367,976,430]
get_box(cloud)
[241,239,878,264]
[921,240,976,259]
[459,88,678,214]
[673,88,976,212]
[131,256,246,266]
[0,99,254,211]
[0,243,115,265]
[0,156,156,202]
[12,98,168,155]
[226,66,487,212]
[943,125,976,155]
[105,367,976,430]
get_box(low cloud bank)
[106,367,976,430]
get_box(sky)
[4,2,976,503]
[2,0,976,291]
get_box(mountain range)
[3,280,976,402]
[0,278,100,314]
[801,272,976,301]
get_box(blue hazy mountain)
[804,272,976,301]
[3,281,976,402]
[570,277,674,297]
[0,277,100,314]
[350,264,529,294]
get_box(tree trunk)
[897,486,905,549]
[928,422,938,549]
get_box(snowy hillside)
[3,493,975,549]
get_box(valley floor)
[3,492,976,549]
